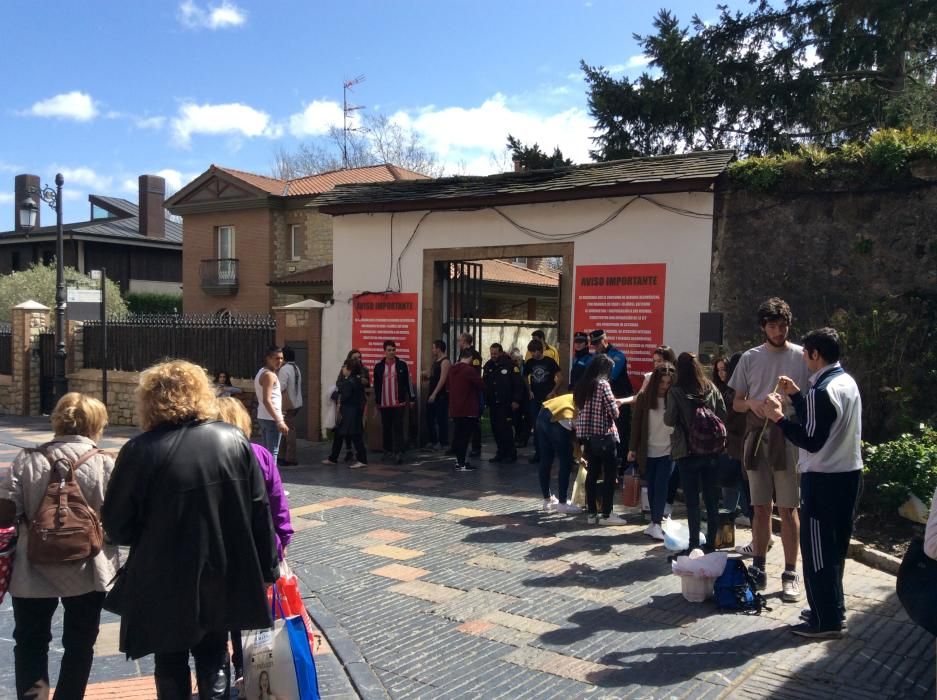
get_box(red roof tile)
[214,164,428,198]
[455,259,560,288]
[270,264,333,286]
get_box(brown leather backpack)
[26,444,104,565]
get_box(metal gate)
[440,261,483,358]
[38,331,56,414]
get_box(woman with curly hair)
[102,360,279,700]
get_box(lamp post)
[19,173,67,403]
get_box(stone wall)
[710,182,937,351]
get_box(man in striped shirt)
[373,340,414,465]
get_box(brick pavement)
[0,416,934,699]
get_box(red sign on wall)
[351,293,419,377]
[573,263,667,391]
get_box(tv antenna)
[343,75,366,169]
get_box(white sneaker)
[349,461,368,469]
[542,495,559,511]
[644,523,665,540]
[555,502,582,514]
[735,537,775,556]
[600,513,628,526]
[782,571,803,602]
[735,515,752,528]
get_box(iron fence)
[82,314,276,379]
[0,324,11,375]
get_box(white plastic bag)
[663,520,707,551]
[671,550,728,578]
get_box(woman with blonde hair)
[102,360,279,700]
[0,392,118,699]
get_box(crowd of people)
[0,294,876,698]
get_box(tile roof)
[469,259,559,288]
[269,264,333,286]
[213,164,429,198]
[314,150,735,212]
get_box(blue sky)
[0,0,747,226]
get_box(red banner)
[573,263,666,391]
[351,293,419,377]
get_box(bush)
[863,424,937,510]
[0,264,127,323]
[125,292,181,315]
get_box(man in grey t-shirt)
[728,298,810,603]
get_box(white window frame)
[217,225,235,259]
[290,223,302,261]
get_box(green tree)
[0,264,127,323]
[582,0,937,159]
[506,134,574,170]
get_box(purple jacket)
[252,443,293,558]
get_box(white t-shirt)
[647,406,673,458]
[278,362,303,410]
[729,343,810,404]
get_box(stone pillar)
[274,303,323,442]
[10,301,50,416]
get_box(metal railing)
[199,258,239,294]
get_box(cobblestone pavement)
[1,416,934,699]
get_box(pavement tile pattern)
[0,416,934,699]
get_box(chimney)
[138,174,166,238]
[513,157,524,173]
[14,174,40,232]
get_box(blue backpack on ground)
[714,558,769,614]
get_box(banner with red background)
[351,293,419,377]
[573,263,666,391]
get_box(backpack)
[687,396,727,455]
[714,558,769,614]
[26,445,104,565]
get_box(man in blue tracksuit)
[764,327,862,639]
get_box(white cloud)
[54,167,113,192]
[121,168,199,195]
[608,55,653,75]
[178,0,246,30]
[288,100,346,137]
[27,91,98,121]
[390,93,595,175]
[171,101,280,146]
[134,115,166,130]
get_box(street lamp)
[19,173,67,403]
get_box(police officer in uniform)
[484,343,523,463]
[569,330,593,390]
[457,332,483,457]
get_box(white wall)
[326,192,714,394]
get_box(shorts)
[743,416,800,509]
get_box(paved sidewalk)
[0,416,933,699]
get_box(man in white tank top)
[255,346,288,462]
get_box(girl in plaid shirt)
[574,355,628,524]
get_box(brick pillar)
[10,301,50,416]
[274,304,323,441]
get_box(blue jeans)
[536,408,573,501]
[258,419,281,463]
[645,455,675,524]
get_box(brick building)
[165,164,429,315]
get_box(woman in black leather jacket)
[102,360,279,700]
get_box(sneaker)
[735,515,752,528]
[789,622,844,640]
[644,523,665,540]
[735,538,775,556]
[586,513,600,525]
[349,461,368,469]
[542,495,559,511]
[455,464,477,472]
[748,565,767,592]
[599,513,628,526]
[555,502,582,514]
[321,458,338,465]
[782,571,803,602]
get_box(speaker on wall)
[699,312,724,345]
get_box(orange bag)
[621,467,641,508]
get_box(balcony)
[199,258,239,295]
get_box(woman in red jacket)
[448,347,485,472]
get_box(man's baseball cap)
[589,329,606,345]
[573,331,589,343]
